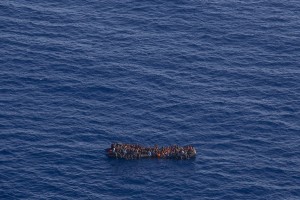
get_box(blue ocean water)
[1,0,300,199]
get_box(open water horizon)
[1,0,300,199]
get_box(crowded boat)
[106,143,196,160]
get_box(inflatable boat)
[106,143,196,160]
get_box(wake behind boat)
[106,143,196,160]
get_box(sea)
[1,0,300,199]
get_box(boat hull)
[105,144,197,160]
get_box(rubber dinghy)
[106,143,196,160]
